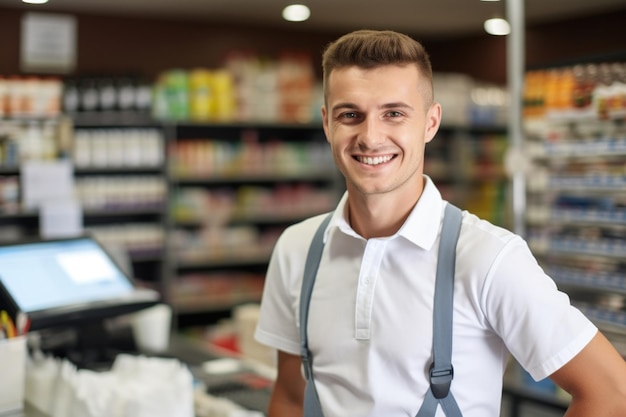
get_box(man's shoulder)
[460,210,519,244]
[454,210,529,293]
[457,210,523,261]
[276,212,333,251]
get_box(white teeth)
[358,155,393,165]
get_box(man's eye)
[386,111,402,117]
[342,112,357,119]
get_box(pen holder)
[0,336,27,415]
[131,304,172,353]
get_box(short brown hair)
[322,29,434,104]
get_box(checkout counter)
[0,236,272,417]
[10,332,273,417]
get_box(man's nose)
[356,117,385,148]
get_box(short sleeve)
[480,238,597,380]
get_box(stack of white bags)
[25,352,194,417]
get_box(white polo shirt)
[255,176,596,417]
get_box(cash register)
[0,235,160,368]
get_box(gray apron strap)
[300,204,464,417]
[415,203,463,417]
[300,213,332,417]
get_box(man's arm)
[268,350,306,417]
[550,331,626,417]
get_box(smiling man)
[254,29,626,417]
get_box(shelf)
[548,176,626,191]
[543,108,626,123]
[527,207,626,226]
[550,267,626,295]
[86,206,165,215]
[530,238,626,259]
[502,382,570,414]
[172,170,336,184]
[576,304,626,334]
[171,269,265,315]
[167,120,324,131]
[173,293,263,315]
[0,167,19,175]
[174,253,271,269]
[0,210,38,219]
[439,123,508,134]
[1,207,165,219]
[542,141,626,159]
[175,210,326,226]
[128,248,165,263]
[74,166,165,175]
[70,111,158,128]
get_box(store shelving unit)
[70,111,168,292]
[164,121,343,325]
[427,124,510,228]
[525,111,626,357]
[516,109,626,415]
[0,117,67,239]
[0,112,168,295]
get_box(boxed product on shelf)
[0,76,63,119]
[172,272,265,312]
[153,50,316,123]
[523,62,626,121]
[87,223,165,259]
[0,176,19,213]
[62,75,153,115]
[433,73,508,128]
[73,128,164,168]
[169,138,334,178]
[75,175,166,211]
[0,119,70,165]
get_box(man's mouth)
[355,155,395,166]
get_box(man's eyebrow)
[380,102,414,111]
[330,102,414,112]
[330,102,359,113]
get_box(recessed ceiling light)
[22,0,49,4]
[484,17,510,35]
[282,4,311,22]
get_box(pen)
[0,310,17,338]
[16,312,30,336]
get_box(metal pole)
[506,0,526,237]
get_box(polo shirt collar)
[324,175,445,250]
[397,175,445,251]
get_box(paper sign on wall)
[21,159,75,210]
[40,199,83,239]
[20,160,83,238]
[20,12,77,74]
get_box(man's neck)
[347,180,425,239]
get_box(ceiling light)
[282,4,311,22]
[484,17,510,35]
[22,0,49,3]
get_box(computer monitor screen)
[0,235,160,332]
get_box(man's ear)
[322,105,331,143]
[425,102,442,143]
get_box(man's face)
[322,64,441,198]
